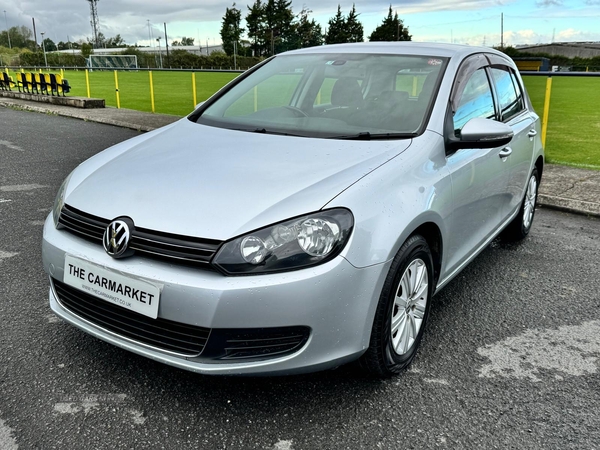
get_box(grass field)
[522,76,600,170]
[4,69,599,169]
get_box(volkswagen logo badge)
[103,219,131,258]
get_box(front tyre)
[361,235,434,377]
[502,168,540,241]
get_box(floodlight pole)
[3,10,11,49]
[41,31,48,68]
[164,22,169,66]
[156,37,163,69]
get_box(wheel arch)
[535,155,544,180]
[408,222,443,287]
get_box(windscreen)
[194,53,448,139]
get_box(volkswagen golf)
[42,43,543,376]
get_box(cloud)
[536,0,563,6]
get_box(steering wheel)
[282,106,309,117]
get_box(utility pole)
[500,13,504,49]
[230,24,237,70]
[32,17,38,48]
[3,11,11,49]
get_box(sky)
[0,0,599,49]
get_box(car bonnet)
[64,119,411,240]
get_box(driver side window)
[453,68,495,135]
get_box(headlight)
[213,208,354,275]
[52,171,74,228]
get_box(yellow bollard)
[192,72,197,108]
[541,76,552,149]
[60,68,64,78]
[254,85,258,112]
[85,69,91,98]
[412,76,418,96]
[114,70,121,109]
[316,89,321,105]
[149,71,155,113]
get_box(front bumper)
[42,213,390,375]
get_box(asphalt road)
[1,107,599,450]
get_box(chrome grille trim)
[58,204,222,266]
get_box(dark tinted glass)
[491,67,523,121]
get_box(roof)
[284,42,508,60]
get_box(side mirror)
[447,117,513,152]
[460,118,514,148]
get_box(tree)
[0,26,35,49]
[172,37,195,46]
[81,42,94,58]
[325,5,347,44]
[293,7,323,49]
[105,34,126,48]
[346,4,364,43]
[42,38,57,52]
[246,0,266,56]
[369,6,411,42]
[220,3,244,56]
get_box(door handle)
[499,147,512,159]
[528,129,537,137]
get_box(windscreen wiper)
[330,132,418,140]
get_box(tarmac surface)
[0,105,599,450]
[0,108,600,450]
[1,97,598,217]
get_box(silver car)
[42,43,543,376]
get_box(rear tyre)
[502,168,540,241]
[360,235,434,377]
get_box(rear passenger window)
[490,67,524,121]
[453,68,495,134]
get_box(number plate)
[63,255,161,319]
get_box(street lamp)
[156,37,163,69]
[3,10,11,49]
[40,31,48,68]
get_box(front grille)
[53,279,210,356]
[202,327,310,360]
[58,204,222,266]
